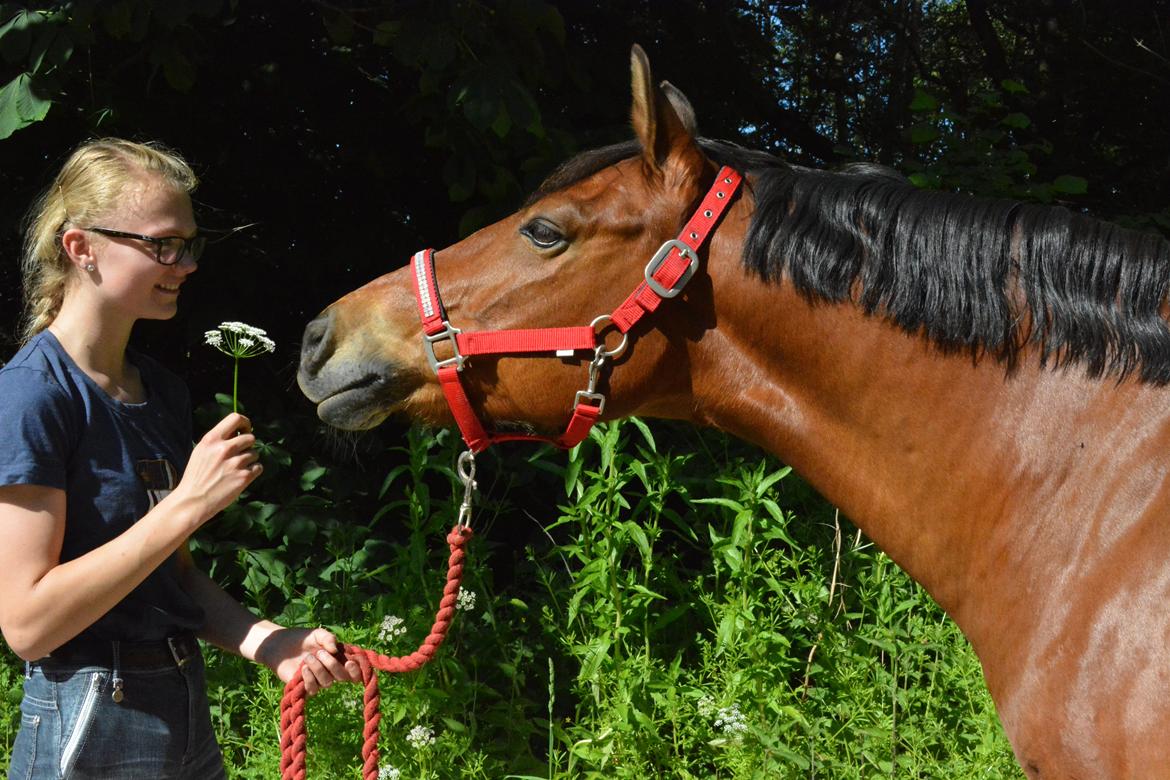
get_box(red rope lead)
[279,525,473,780]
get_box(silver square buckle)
[643,239,700,299]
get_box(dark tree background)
[2,0,1169,457]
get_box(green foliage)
[0,417,1019,777]
[0,1,227,139]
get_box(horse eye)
[520,219,565,249]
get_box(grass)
[0,413,1022,778]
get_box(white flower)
[697,694,717,718]
[406,724,435,750]
[455,587,476,611]
[713,705,748,736]
[204,321,275,359]
[379,614,406,642]
[377,766,401,780]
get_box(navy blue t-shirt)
[0,329,204,645]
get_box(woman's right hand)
[173,413,263,524]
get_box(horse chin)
[315,392,395,431]
[298,361,421,431]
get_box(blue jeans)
[6,648,225,779]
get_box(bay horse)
[297,46,1170,779]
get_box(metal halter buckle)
[423,320,466,372]
[643,239,699,299]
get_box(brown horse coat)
[299,46,1170,779]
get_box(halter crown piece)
[411,165,743,454]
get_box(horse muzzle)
[297,308,424,430]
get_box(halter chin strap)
[411,166,743,453]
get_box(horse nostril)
[300,312,334,374]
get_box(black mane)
[535,139,1170,384]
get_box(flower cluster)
[203,321,276,358]
[377,766,401,780]
[405,724,436,750]
[455,586,477,611]
[379,614,407,643]
[203,320,275,413]
[713,705,749,736]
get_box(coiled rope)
[278,523,473,780]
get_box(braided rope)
[279,525,473,780]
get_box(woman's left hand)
[261,627,364,696]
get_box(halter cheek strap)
[411,166,743,453]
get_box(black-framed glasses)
[85,227,206,266]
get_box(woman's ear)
[60,227,95,270]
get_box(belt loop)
[111,641,124,703]
[24,660,31,679]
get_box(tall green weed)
[0,413,1021,778]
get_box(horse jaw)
[297,270,440,430]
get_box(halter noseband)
[411,166,743,454]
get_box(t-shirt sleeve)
[0,367,77,490]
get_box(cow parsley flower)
[377,766,401,780]
[406,724,435,750]
[456,587,477,611]
[203,321,275,412]
[379,614,407,643]
[714,705,748,736]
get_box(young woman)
[0,138,361,779]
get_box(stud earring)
[85,263,95,272]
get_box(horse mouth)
[299,365,421,430]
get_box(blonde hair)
[19,137,199,344]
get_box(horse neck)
[685,249,1165,641]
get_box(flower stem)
[232,357,239,413]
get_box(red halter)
[411,166,743,453]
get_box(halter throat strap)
[411,165,743,453]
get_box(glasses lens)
[158,236,204,265]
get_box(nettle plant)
[204,321,276,413]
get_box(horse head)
[297,45,734,441]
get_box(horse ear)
[630,44,702,177]
[660,81,697,135]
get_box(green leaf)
[909,123,940,144]
[692,497,745,513]
[622,521,652,563]
[629,417,656,452]
[756,465,791,496]
[1052,175,1088,195]
[299,464,328,491]
[1001,78,1029,94]
[907,171,939,189]
[908,88,937,112]
[1000,112,1031,129]
[160,47,196,92]
[0,72,50,140]
[0,9,35,63]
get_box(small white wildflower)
[714,705,748,736]
[697,694,717,718]
[405,724,435,750]
[379,614,407,642]
[455,586,477,611]
[377,766,401,780]
[204,321,276,359]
